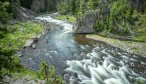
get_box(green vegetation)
[54,15,76,23]
[133,12,146,42]
[0,0,64,83]
[0,21,43,78]
[137,80,143,84]
[94,0,146,43]
[57,0,146,43]
[0,1,11,24]
[0,0,146,83]
[95,0,133,35]
[37,61,64,84]
[57,0,99,17]
[0,21,43,51]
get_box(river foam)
[35,13,73,32]
[66,45,146,84]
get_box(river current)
[20,14,146,84]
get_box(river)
[20,14,146,84]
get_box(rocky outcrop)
[74,11,98,34]
[15,6,36,19]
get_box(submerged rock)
[74,10,98,34]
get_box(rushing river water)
[20,14,146,84]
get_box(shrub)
[37,61,64,84]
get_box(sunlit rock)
[32,44,36,49]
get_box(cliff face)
[17,0,61,13]
[15,6,36,19]
[10,0,60,19]
[74,11,98,34]
[31,0,46,13]
[10,0,36,19]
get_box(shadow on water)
[20,14,146,84]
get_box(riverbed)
[20,14,146,84]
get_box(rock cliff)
[74,11,98,34]
[15,6,36,19]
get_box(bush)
[37,61,64,84]
[57,2,68,14]
[95,0,133,35]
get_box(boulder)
[32,44,36,49]
[74,10,98,34]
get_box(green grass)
[86,34,146,57]
[0,21,43,51]
[134,35,146,43]
[54,15,76,23]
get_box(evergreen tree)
[0,1,10,24]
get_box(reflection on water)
[20,14,146,84]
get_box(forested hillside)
[58,0,146,42]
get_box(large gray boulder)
[74,11,98,34]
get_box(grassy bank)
[0,21,64,83]
[54,15,76,23]
[0,21,44,51]
[0,21,44,79]
[86,34,146,57]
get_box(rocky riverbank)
[53,14,146,58]
[71,9,146,58]
[2,75,45,84]
[86,34,146,57]
[0,18,64,84]
[0,20,45,83]
[22,19,56,49]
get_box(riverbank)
[0,19,64,83]
[86,34,146,57]
[0,20,44,51]
[0,20,44,83]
